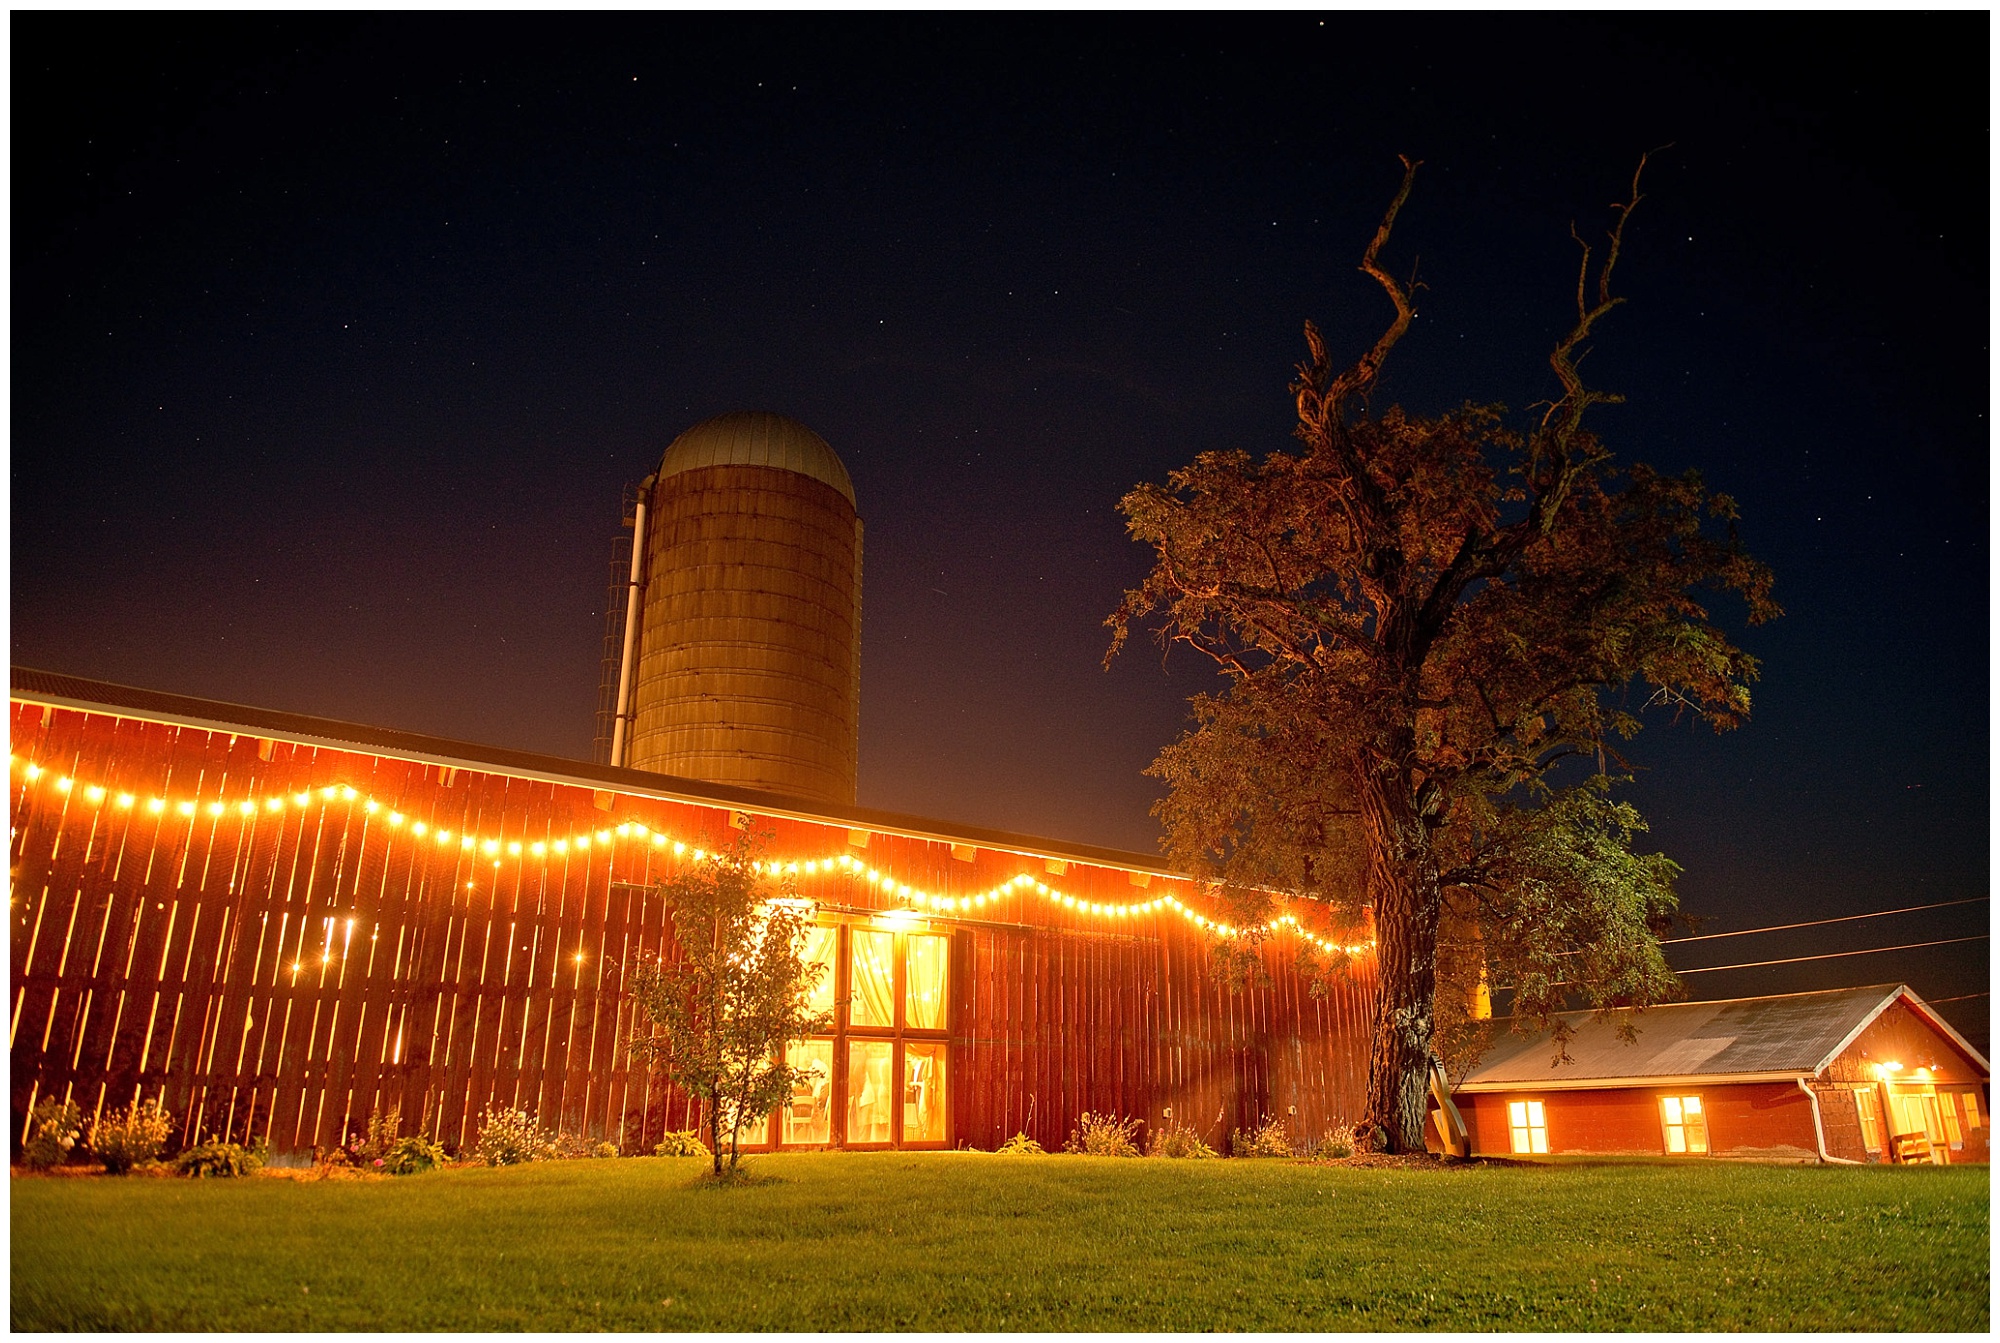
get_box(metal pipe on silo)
[608,476,653,767]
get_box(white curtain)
[905,935,948,1030]
[850,929,895,1027]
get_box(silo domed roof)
[658,411,855,507]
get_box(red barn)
[1454,985,1989,1164]
[9,668,1377,1158]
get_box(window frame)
[1506,1098,1548,1154]
[1659,1094,1709,1155]
[767,919,952,1151]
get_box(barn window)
[849,929,897,1027]
[1854,1088,1885,1154]
[904,1042,947,1141]
[1962,1092,1982,1132]
[846,1040,896,1143]
[802,925,838,1017]
[1660,1095,1709,1154]
[784,1039,834,1144]
[783,921,953,1149]
[1507,1100,1548,1154]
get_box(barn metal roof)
[9,666,1182,881]
[1458,984,1989,1092]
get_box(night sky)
[12,15,1988,1047]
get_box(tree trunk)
[1357,749,1443,1154]
[707,1097,722,1176]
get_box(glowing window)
[905,934,949,1031]
[784,1039,834,1145]
[1661,1095,1708,1154]
[1963,1092,1982,1132]
[801,925,838,1020]
[1854,1088,1885,1153]
[849,930,896,1027]
[846,1040,895,1144]
[1507,1100,1548,1154]
[904,1042,947,1143]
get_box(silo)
[619,411,862,805]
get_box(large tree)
[1110,156,1778,1152]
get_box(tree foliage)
[1111,155,1778,1151]
[627,830,832,1174]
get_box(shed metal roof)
[1458,984,1989,1092]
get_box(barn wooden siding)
[10,700,1375,1156]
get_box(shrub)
[996,1131,1046,1155]
[472,1105,558,1166]
[381,1134,447,1175]
[1147,1120,1216,1159]
[653,1130,711,1158]
[358,1105,402,1161]
[22,1098,84,1169]
[1063,1111,1142,1157]
[1303,1129,1354,1160]
[89,1098,174,1174]
[1230,1116,1294,1158]
[593,1141,620,1159]
[174,1139,265,1179]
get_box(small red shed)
[1454,985,1989,1164]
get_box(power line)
[1661,896,1989,945]
[1675,934,1989,975]
[1927,992,1989,1004]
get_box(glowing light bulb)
[460,835,474,849]
[238,801,256,817]
[265,796,284,812]
[207,802,225,817]
[85,784,106,803]
[576,834,591,849]
[482,839,499,856]
[554,839,568,853]
[412,822,427,836]
[507,841,521,856]
[116,792,135,808]
[56,776,74,793]
[340,787,356,801]
[388,811,404,827]
[25,764,42,780]
[294,791,312,806]
[595,829,610,843]
[672,841,685,856]
[364,799,380,814]
[652,834,666,847]
[531,841,546,856]
[321,786,338,801]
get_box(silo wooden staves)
[622,411,862,805]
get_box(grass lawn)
[11,1153,1988,1331]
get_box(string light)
[5,753,1372,955]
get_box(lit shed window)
[1507,1100,1548,1154]
[1962,1092,1983,1132]
[1661,1095,1709,1154]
